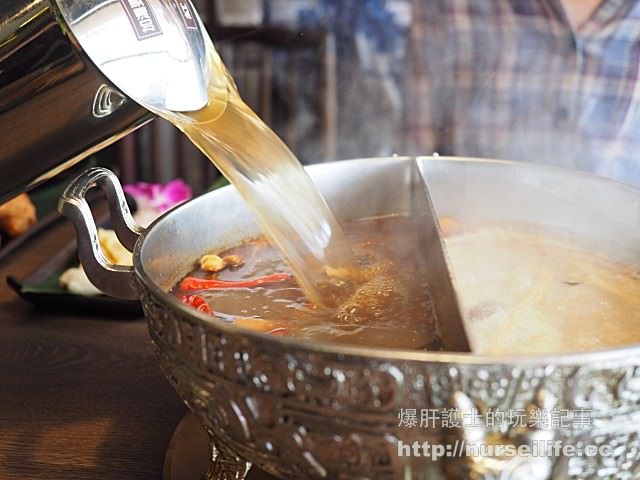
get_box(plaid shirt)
[404,0,640,184]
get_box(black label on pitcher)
[120,0,163,40]
[173,0,198,31]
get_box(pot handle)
[58,168,144,300]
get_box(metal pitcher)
[0,0,211,202]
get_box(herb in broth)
[172,216,442,350]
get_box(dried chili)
[180,274,292,291]
[180,294,214,315]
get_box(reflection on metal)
[0,0,213,202]
[92,84,127,118]
[0,0,151,202]
[55,0,211,113]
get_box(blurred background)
[100,0,413,195]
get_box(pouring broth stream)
[149,45,360,307]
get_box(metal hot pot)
[59,156,640,480]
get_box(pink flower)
[124,179,192,214]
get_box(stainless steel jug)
[0,0,211,202]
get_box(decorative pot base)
[164,412,278,480]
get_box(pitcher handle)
[58,167,143,300]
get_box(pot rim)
[134,155,640,366]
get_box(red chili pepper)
[180,294,213,315]
[180,274,292,291]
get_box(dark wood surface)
[0,217,187,479]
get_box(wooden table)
[0,217,187,479]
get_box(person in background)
[404,0,640,184]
